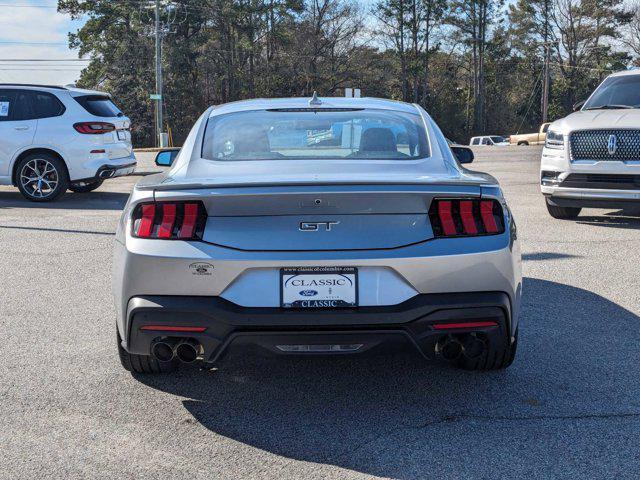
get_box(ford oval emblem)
[299,290,318,297]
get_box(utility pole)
[541,42,551,124]
[540,0,551,125]
[154,0,164,148]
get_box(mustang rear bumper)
[123,292,513,363]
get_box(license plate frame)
[280,267,358,309]
[117,130,127,141]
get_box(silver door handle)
[14,126,29,131]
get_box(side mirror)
[451,146,474,164]
[155,149,180,167]
[573,100,585,112]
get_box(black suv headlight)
[545,130,564,150]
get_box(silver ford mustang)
[113,96,522,373]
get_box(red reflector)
[459,200,477,235]
[156,203,177,238]
[432,321,498,330]
[90,149,106,154]
[437,201,457,236]
[136,204,156,238]
[140,325,207,332]
[481,201,499,233]
[179,203,199,239]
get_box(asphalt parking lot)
[2,146,640,479]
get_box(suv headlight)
[545,130,565,150]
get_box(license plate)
[117,130,127,141]
[281,267,358,308]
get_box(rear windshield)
[74,95,123,117]
[201,109,429,161]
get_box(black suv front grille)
[561,174,640,190]
[570,130,640,161]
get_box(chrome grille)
[570,130,640,161]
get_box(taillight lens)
[131,201,207,240]
[429,198,505,237]
[73,122,116,134]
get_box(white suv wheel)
[16,154,69,202]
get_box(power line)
[0,59,91,62]
[0,3,58,7]
[0,68,83,71]
[0,65,87,68]
[0,41,70,45]
[549,62,614,73]
[515,69,544,135]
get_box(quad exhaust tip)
[151,338,202,363]
[151,339,177,362]
[440,337,464,360]
[439,334,487,361]
[462,336,486,359]
[175,339,201,363]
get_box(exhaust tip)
[440,338,463,360]
[176,339,200,363]
[151,341,175,362]
[98,169,115,179]
[462,336,486,359]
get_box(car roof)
[608,68,640,78]
[0,83,107,97]
[209,96,420,116]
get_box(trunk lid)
[154,184,482,251]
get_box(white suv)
[541,69,640,218]
[469,136,510,146]
[0,84,135,201]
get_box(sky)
[0,1,87,85]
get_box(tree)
[295,0,367,94]
[376,0,411,100]
[623,0,640,65]
[59,0,637,147]
[550,0,631,109]
[448,0,504,133]
[60,0,157,145]
[420,0,447,106]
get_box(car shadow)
[522,252,579,261]
[576,210,640,229]
[133,277,640,478]
[0,224,115,236]
[0,190,130,210]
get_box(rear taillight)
[429,198,505,237]
[131,201,207,240]
[73,122,116,134]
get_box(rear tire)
[69,179,103,193]
[15,153,69,202]
[117,329,178,374]
[546,198,581,219]
[456,331,518,371]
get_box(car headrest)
[233,126,270,154]
[359,127,397,152]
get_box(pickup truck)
[510,123,550,145]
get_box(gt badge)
[299,221,340,231]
